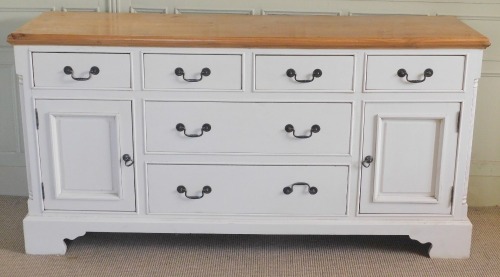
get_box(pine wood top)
[7,12,490,49]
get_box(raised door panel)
[36,100,135,211]
[360,102,460,214]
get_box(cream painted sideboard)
[8,12,490,257]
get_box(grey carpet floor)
[0,195,499,277]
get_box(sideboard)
[7,12,490,257]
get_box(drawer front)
[365,55,465,92]
[32,52,131,89]
[147,164,348,215]
[254,55,354,92]
[145,101,352,155]
[143,54,242,90]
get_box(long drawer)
[144,101,352,155]
[364,55,466,92]
[32,52,132,89]
[147,164,348,215]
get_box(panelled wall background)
[0,0,499,205]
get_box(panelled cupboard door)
[360,102,460,214]
[36,100,136,211]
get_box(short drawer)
[254,55,354,92]
[32,52,131,89]
[143,54,242,90]
[364,55,465,92]
[147,164,348,215]
[144,101,352,155]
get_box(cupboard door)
[36,100,135,211]
[360,102,460,214]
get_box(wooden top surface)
[7,12,490,49]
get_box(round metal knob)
[362,155,374,168]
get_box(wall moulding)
[262,10,341,16]
[174,8,255,15]
[130,7,168,14]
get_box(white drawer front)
[365,55,465,92]
[143,54,242,90]
[32,52,131,89]
[147,164,348,215]
[254,55,354,92]
[144,101,352,155]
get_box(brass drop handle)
[64,66,100,81]
[286,68,322,83]
[283,182,318,195]
[176,123,211,137]
[285,124,320,139]
[397,68,433,83]
[175,67,211,82]
[177,186,212,199]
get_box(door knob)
[362,156,373,168]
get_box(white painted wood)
[143,53,242,91]
[409,222,472,259]
[12,44,485,258]
[31,52,132,89]
[254,55,355,92]
[24,215,86,255]
[22,214,472,257]
[147,164,348,215]
[36,100,135,211]
[365,55,466,92]
[144,101,352,155]
[360,102,460,214]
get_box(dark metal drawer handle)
[175,67,211,82]
[362,155,373,168]
[283,182,318,195]
[176,123,211,137]
[64,66,100,81]
[122,154,134,167]
[286,68,322,83]
[397,68,433,83]
[177,185,212,199]
[285,124,320,139]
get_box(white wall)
[0,0,499,206]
